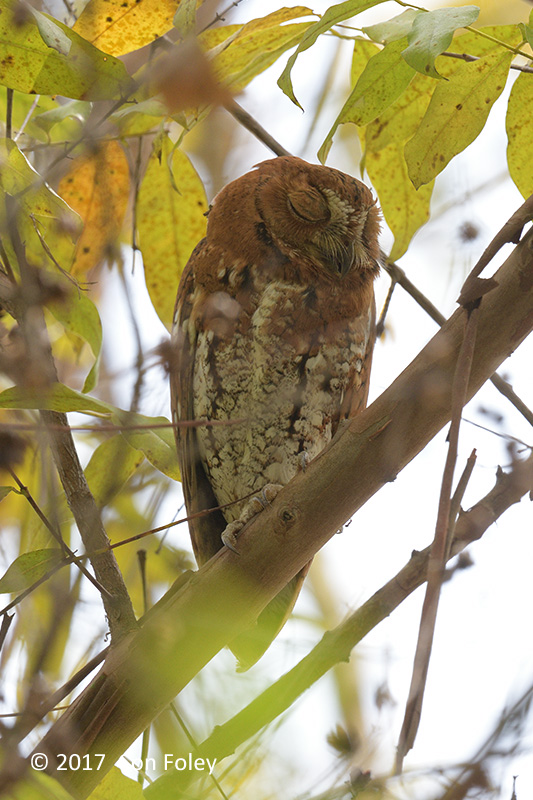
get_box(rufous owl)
[170,156,381,668]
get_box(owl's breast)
[191,277,373,522]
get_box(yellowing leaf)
[137,133,207,330]
[404,48,513,188]
[117,412,180,481]
[444,24,522,59]
[74,0,195,57]
[0,382,113,415]
[88,767,146,800]
[46,281,103,393]
[0,383,179,478]
[0,549,64,593]
[506,72,533,199]
[201,8,314,92]
[58,141,130,277]
[85,435,144,507]
[366,142,433,260]
[0,139,81,272]
[0,0,131,100]
[366,71,435,152]
[319,38,413,163]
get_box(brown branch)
[383,257,533,428]
[442,50,533,74]
[34,224,533,798]
[40,409,137,638]
[3,198,136,641]
[145,450,533,800]
[396,301,480,770]
[223,99,293,157]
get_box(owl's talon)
[221,521,243,553]
[220,484,283,552]
[298,452,310,473]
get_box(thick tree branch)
[145,450,533,800]
[34,222,533,798]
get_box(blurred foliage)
[0,0,531,798]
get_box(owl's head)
[253,157,381,278]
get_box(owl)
[170,156,381,668]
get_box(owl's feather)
[171,157,380,668]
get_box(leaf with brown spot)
[404,48,513,188]
[137,132,207,330]
[74,0,198,58]
[58,141,130,277]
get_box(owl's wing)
[170,247,228,566]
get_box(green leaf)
[117,412,180,481]
[85,435,144,507]
[174,0,197,36]
[319,37,415,162]
[402,6,480,79]
[46,282,103,393]
[363,9,421,44]
[0,0,132,100]
[87,767,145,800]
[277,0,388,107]
[518,22,533,51]
[0,383,113,416]
[404,48,513,188]
[0,549,64,593]
[32,99,92,135]
[0,383,179,480]
[137,132,207,330]
[0,139,81,274]
[29,6,72,56]
[445,24,522,59]
[506,72,533,199]
[366,142,433,260]
[0,486,16,502]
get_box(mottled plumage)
[170,156,380,668]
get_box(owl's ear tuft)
[287,189,330,223]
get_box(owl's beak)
[337,240,355,276]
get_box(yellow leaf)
[0,0,131,100]
[73,0,200,57]
[136,133,207,330]
[58,141,130,277]
[366,142,433,260]
[404,48,513,188]
[201,8,314,92]
[366,72,435,153]
[506,72,533,199]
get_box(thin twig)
[383,257,533,428]
[14,95,41,142]
[442,51,533,74]
[8,467,111,597]
[223,99,292,157]
[396,301,481,771]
